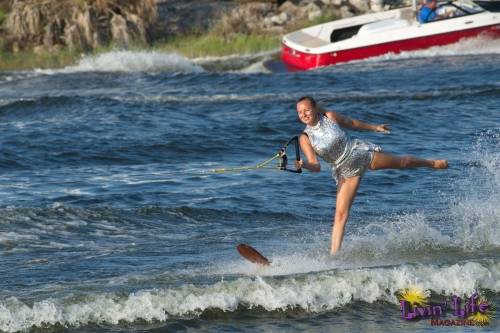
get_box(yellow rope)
[211,153,282,173]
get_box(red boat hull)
[282,24,500,70]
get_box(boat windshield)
[426,0,485,20]
[447,0,485,14]
[473,0,500,12]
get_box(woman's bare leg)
[370,152,448,170]
[330,153,447,255]
[331,176,361,255]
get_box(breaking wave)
[0,260,498,332]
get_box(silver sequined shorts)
[332,139,381,181]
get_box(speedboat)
[281,0,500,70]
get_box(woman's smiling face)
[296,99,318,126]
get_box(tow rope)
[212,136,302,174]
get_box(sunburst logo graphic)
[398,287,429,307]
[399,288,495,326]
[467,296,495,326]
[398,286,436,320]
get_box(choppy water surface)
[0,36,499,332]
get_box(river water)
[0,36,499,332]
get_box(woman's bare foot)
[433,160,448,169]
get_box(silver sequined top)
[304,115,381,180]
[304,115,350,165]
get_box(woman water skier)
[294,96,448,255]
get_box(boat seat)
[286,31,330,48]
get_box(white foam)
[363,35,500,63]
[0,76,14,82]
[0,232,39,243]
[61,188,91,196]
[0,72,39,83]
[112,91,293,105]
[1,261,497,332]
[0,97,37,109]
[216,212,455,279]
[451,129,500,250]
[0,98,10,107]
[41,51,205,74]
[342,212,453,264]
[12,122,27,129]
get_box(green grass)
[0,47,83,71]
[308,12,341,26]
[287,11,340,32]
[152,33,281,58]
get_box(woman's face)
[296,100,318,126]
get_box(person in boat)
[294,96,448,255]
[419,0,454,23]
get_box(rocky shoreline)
[1,0,157,53]
[0,0,401,54]
[152,0,388,38]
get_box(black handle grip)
[284,136,302,173]
[294,136,302,174]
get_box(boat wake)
[193,49,279,73]
[57,50,204,74]
[359,35,500,64]
[30,49,278,75]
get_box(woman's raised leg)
[370,152,448,170]
[331,176,361,255]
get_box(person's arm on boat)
[295,134,321,172]
[322,109,390,133]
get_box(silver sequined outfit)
[304,115,381,181]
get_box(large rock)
[302,2,324,20]
[215,2,277,35]
[152,1,235,39]
[340,5,355,17]
[110,14,129,46]
[349,0,370,12]
[370,0,384,12]
[320,0,344,5]
[270,11,290,25]
[4,0,157,52]
[279,0,300,16]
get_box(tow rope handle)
[278,136,302,173]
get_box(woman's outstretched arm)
[322,109,390,133]
[295,134,321,172]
